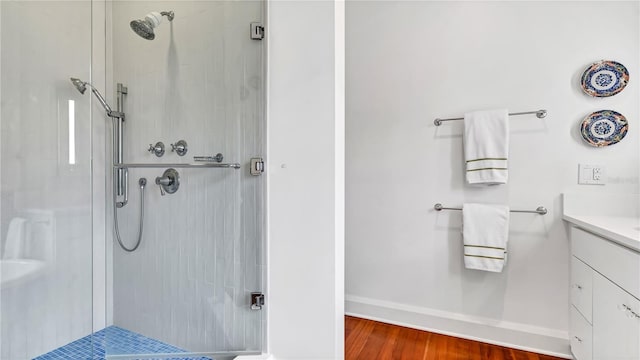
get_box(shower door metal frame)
[106,350,262,360]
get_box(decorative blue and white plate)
[581,110,628,147]
[581,60,629,97]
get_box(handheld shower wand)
[70,77,126,194]
[69,77,144,252]
[69,78,123,119]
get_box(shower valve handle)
[170,140,188,156]
[155,177,172,185]
[148,142,165,157]
[155,168,180,196]
[156,178,167,196]
[155,176,171,196]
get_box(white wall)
[346,1,639,357]
[266,0,345,359]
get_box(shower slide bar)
[433,109,547,126]
[434,203,548,215]
[114,162,241,169]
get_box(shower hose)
[113,176,147,252]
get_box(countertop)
[563,192,640,252]
[563,214,640,252]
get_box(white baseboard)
[346,295,572,359]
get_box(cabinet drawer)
[571,256,593,323]
[571,305,593,360]
[571,227,640,299]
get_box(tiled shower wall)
[109,1,264,353]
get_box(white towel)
[462,203,509,272]
[463,109,509,185]
[3,217,26,259]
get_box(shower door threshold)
[106,351,262,360]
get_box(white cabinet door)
[593,273,640,360]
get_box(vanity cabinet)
[570,227,640,360]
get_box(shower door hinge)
[251,292,265,310]
[250,157,264,176]
[250,22,264,40]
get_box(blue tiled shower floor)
[33,326,211,360]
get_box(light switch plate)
[578,164,605,185]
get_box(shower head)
[130,20,154,40]
[69,77,114,115]
[70,77,87,94]
[130,11,174,40]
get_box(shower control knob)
[170,140,188,156]
[155,168,180,196]
[148,142,165,157]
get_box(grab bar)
[434,109,547,126]
[115,163,241,169]
[434,203,547,215]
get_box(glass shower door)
[105,1,265,358]
[0,1,95,359]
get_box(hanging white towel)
[3,217,26,259]
[464,109,509,185]
[462,203,509,273]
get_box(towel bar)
[434,203,548,215]
[434,109,547,126]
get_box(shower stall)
[1,0,266,358]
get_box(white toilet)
[1,210,54,289]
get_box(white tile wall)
[109,1,265,354]
[0,1,94,359]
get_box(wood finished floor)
[345,316,565,360]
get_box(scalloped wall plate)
[580,110,628,147]
[581,60,629,97]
